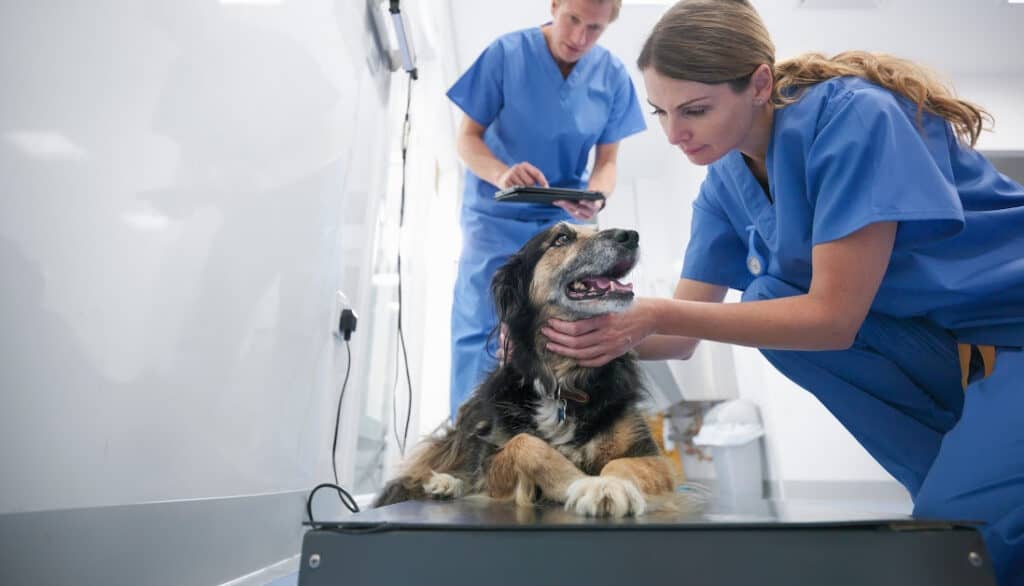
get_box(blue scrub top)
[682,76,1024,346]
[446,27,646,220]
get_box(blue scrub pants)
[744,276,1024,585]
[449,210,567,417]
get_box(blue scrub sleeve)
[446,42,504,127]
[807,89,965,248]
[681,184,752,291]
[597,70,646,145]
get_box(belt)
[957,343,996,390]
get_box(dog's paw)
[565,476,645,518]
[423,472,465,499]
[514,478,538,507]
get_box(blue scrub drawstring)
[746,225,766,276]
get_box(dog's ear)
[491,251,530,326]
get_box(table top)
[311,495,976,532]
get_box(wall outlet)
[331,290,351,337]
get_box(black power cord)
[331,336,353,486]
[307,482,359,524]
[392,73,414,456]
[308,58,415,525]
[306,314,360,525]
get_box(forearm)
[634,334,700,361]
[456,131,508,186]
[544,226,892,367]
[644,294,859,351]
[586,159,617,197]
[633,278,721,361]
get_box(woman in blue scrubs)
[447,0,646,416]
[542,1,1024,583]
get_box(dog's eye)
[551,234,571,247]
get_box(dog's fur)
[374,223,680,517]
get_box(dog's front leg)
[600,456,676,494]
[486,433,585,507]
[562,456,676,518]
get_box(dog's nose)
[608,229,639,250]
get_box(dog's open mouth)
[566,277,634,300]
[565,258,635,301]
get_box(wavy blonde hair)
[637,0,991,146]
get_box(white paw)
[565,476,646,518]
[423,472,465,499]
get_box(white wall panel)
[0,0,395,514]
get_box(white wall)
[0,0,396,515]
[958,76,1024,153]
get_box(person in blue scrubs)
[541,1,1024,583]
[447,0,646,416]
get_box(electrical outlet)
[331,290,351,337]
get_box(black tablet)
[494,185,605,205]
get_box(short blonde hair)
[556,0,622,22]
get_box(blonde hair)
[556,0,622,22]
[637,0,991,146]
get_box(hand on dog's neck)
[527,310,609,404]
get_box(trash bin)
[692,399,765,498]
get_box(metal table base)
[299,497,995,585]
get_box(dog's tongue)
[590,277,633,293]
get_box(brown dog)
[374,223,681,517]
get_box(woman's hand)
[541,299,658,367]
[552,198,604,221]
[496,162,548,189]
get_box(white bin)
[693,399,765,497]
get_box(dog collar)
[556,390,567,425]
[558,384,590,405]
[536,378,590,424]
[552,382,589,425]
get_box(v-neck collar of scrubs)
[727,111,779,242]
[531,25,595,89]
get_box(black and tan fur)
[374,223,681,517]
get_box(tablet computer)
[494,185,605,205]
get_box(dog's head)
[491,223,639,361]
